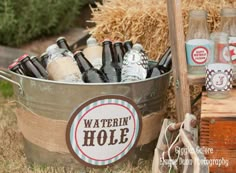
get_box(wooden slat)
[167,0,191,121]
[201,90,236,172]
[201,91,236,118]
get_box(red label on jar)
[229,37,236,64]
[216,43,231,63]
[191,46,208,64]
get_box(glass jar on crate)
[220,8,236,70]
[205,32,233,99]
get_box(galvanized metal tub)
[0,66,171,169]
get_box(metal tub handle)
[0,68,23,95]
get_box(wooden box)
[200,91,236,173]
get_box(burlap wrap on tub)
[16,104,165,154]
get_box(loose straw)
[88,0,235,60]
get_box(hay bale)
[89,0,235,60]
[88,0,235,118]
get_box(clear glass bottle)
[220,8,236,68]
[186,9,211,75]
[206,32,233,99]
[121,43,148,82]
[83,37,103,69]
[46,44,81,82]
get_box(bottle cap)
[8,61,19,70]
[123,40,133,50]
[189,9,207,18]
[74,50,83,55]
[133,43,144,51]
[221,8,236,17]
[46,44,59,53]
[114,40,122,43]
[30,56,37,61]
[87,37,98,46]
[114,41,123,46]
[56,36,66,42]
[73,51,84,59]
[124,40,132,44]
[39,52,48,60]
[102,39,112,45]
[17,54,30,62]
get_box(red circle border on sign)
[74,103,136,161]
[191,46,208,64]
[66,95,142,168]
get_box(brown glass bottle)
[113,41,124,68]
[123,40,133,52]
[146,62,161,78]
[15,59,27,75]
[148,67,162,78]
[56,37,72,52]
[8,62,25,75]
[74,51,109,83]
[147,47,172,78]
[30,56,48,79]
[157,47,172,74]
[18,54,44,79]
[39,52,49,68]
[101,40,121,82]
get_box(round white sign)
[191,46,208,64]
[66,95,142,167]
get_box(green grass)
[0,81,13,98]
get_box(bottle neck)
[74,52,93,73]
[158,47,171,66]
[161,53,172,71]
[102,42,115,64]
[57,38,71,51]
[30,56,38,62]
[158,48,172,72]
[187,17,209,40]
[124,41,133,52]
[114,43,124,62]
[220,16,236,36]
[22,57,43,78]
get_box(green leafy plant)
[0,0,87,46]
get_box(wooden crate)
[200,91,236,173]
